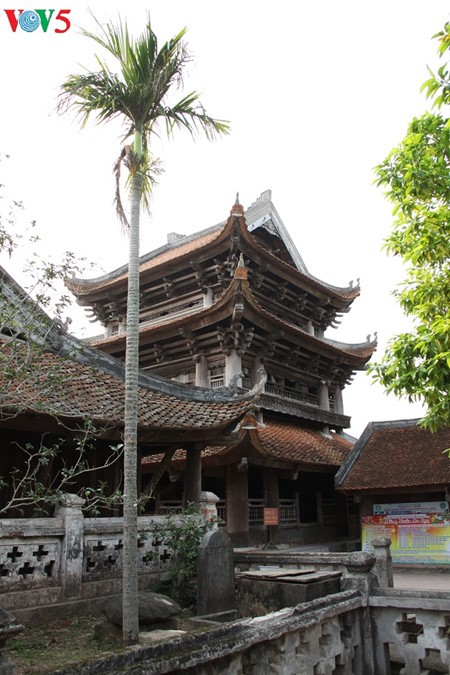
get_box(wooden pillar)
[225,349,242,385]
[226,463,249,546]
[263,468,280,544]
[195,355,208,387]
[183,446,202,506]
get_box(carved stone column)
[225,349,242,385]
[55,493,85,599]
[319,380,330,411]
[334,385,344,414]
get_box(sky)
[0,0,448,436]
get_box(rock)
[103,592,181,627]
[0,610,13,629]
[94,620,122,641]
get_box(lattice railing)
[0,538,61,589]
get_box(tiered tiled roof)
[66,192,360,307]
[336,419,450,492]
[90,258,376,368]
[142,418,353,470]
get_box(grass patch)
[5,614,126,674]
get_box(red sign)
[264,508,279,526]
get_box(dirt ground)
[4,614,125,674]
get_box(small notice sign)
[264,508,279,526]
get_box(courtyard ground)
[393,567,450,591]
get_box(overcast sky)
[1,0,448,436]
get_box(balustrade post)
[199,491,219,528]
[55,493,85,599]
[371,537,394,588]
[341,551,377,675]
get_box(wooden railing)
[264,383,319,407]
[155,498,299,526]
[155,500,184,515]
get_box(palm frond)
[59,12,229,226]
[113,147,130,233]
[161,92,231,140]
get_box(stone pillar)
[197,529,235,616]
[203,288,213,308]
[341,551,377,675]
[319,380,330,411]
[334,385,344,414]
[199,491,219,527]
[263,468,280,544]
[371,537,394,588]
[225,349,242,385]
[184,446,202,505]
[226,463,249,547]
[195,355,208,387]
[55,493,85,599]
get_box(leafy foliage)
[0,423,123,517]
[371,25,450,431]
[0,157,123,514]
[148,504,219,608]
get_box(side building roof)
[335,418,450,492]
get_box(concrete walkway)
[393,568,450,591]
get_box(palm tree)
[58,15,229,644]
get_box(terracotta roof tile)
[142,419,353,468]
[337,420,450,491]
[257,420,353,466]
[66,229,221,295]
[0,346,252,432]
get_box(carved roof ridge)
[323,333,378,358]
[239,279,374,366]
[90,271,373,368]
[66,192,360,304]
[244,192,361,299]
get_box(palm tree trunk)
[122,169,143,645]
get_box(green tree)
[58,15,229,644]
[0,156,123,516]
[372,23,450,432]
[148,504,218,609]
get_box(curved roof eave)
[66,192,361,305]
[92,271,375,368]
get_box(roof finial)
[231,192,244,217]
[234,252,248,280]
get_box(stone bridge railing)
[1,497,449,674]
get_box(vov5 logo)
[4,9,71,33]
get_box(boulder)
[103,592,181,627]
